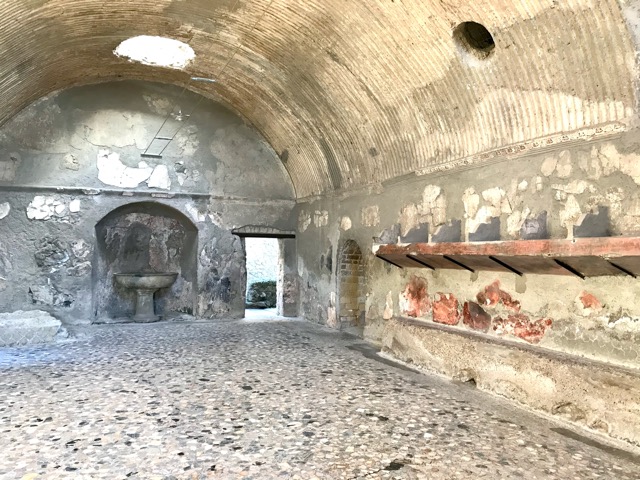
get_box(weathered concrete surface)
[0,81,297,324]
[381,317,640,447]
[296,135,640,370]
[0,81,295,202]
[294,132,640,447]
[0,310,62,346]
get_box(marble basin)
[114,273,178,290]
[114,273,178,322]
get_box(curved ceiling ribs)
[0,0,636,198]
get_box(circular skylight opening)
[453,22,495,62]
[114,36,195,70]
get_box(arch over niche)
[92,201,198,322]
[338,240,365,328]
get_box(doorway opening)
[338,240,365,329]
[233,226,297,319]
[244,237,280,318]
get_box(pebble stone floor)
[1,317,639,480]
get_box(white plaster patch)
[559,194,582,237]
[535,176,543,192]
[147,165,172,190]
[419,185,447,227]
[605,316,640,333]
[556,151,573,178]
[467,206,495,234]
[462,188,480,219]
[399,203,419,237]
[517,180,528,191]
[27,196,53,220]
[422,185,441,205]
[314,210,329,228]
[26,196,79,221]
[383,291,394,320]
[482,187,511,215]
[555,190,568,202]
[114,36,195,70]
[541,156,557,177]
[361,205,380,227]
[186,204,207,223]
[552,180,593,195]
[0,202,10,220]
[69,199,81,213]
[506,208,531,237]
[298,211,311,232]
[597,143,640,184]
[97,149,153,188]
[482,187,505,207]
[340,216,352,231]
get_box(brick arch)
[338,240,365,327]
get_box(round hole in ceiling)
[114,36,195,70]
[453,22,495,61]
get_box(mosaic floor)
[0,317,639,480]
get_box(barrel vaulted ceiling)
[0,0,637,198]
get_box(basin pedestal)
[114,273,178,323]
[134,288,163,323]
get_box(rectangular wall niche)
[92,202,198,321]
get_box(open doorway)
[233,226,298,319]
[244,237,279,318]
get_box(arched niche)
[92,202,197,321]
[338,240,365,327]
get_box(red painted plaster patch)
[476,280,520,311]
[400,275,431,318]
[463,301,491,332]
[579,291,602,311]
[432,293,460,325]
[493,313,552,344]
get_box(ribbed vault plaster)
[0,0,637,198]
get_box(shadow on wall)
[92,202,198,321]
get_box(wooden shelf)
[373,237,640,278]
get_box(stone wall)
[294,131,640,445]
[296,133,640,368]
[0,80,296,323]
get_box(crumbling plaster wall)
[0,81,296,323]
[295,134,640,444]
[297,134,640,368]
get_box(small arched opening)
[338,240,365,328]
[92,202,198,322]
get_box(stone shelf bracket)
[373,237,640,279]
